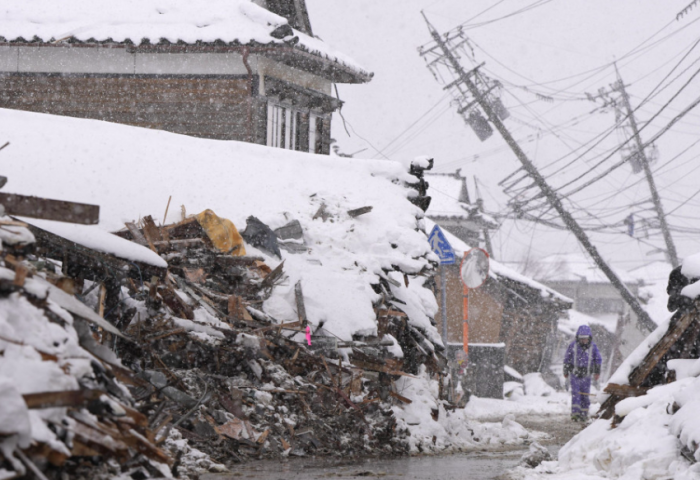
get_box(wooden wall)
[0,73,264,142]
[435,265,504,345]
[434,263,564,374]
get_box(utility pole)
[421,13,656,332]
[474,177,494,258]
[613,65,679,268]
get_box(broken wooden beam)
[603,383,650,398]
[27,223,167,282]
[124,222,149,246]
[23,390,103,409]
[295,280,308,327]
[0,192,99,225]
[347,206,373,218]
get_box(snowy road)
[201,451,524,480]
[201,413,581,480]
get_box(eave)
[0,38,373,84]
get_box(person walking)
[563,325,602,422]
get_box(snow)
[523,373,555,397]
[529,253,637,284]
[679,253,700,299]
[21,218,167,268]
[425,218,571,303]
[604,314,672,388]
[558,309,617,336]
[668,358,700,380]
[0,108,433,344]
[521,374,700,480]
[681,251,700,279]
[627,260,673,324]
[393,366,549,454]
[0,0,369,77]
[0,221,35,246]
[425,174,470,218]
[505,365,524,381]
[681,281,700,299]
[0,282,109,471]
[465,393,570,421]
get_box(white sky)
[307,0,700,274]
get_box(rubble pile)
[0,219,172,480]
[110,209,447,466]
[0,159,449,478]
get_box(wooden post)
[462,285,469,356]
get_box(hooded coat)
[563,325,602,378]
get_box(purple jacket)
[564,325,602,378]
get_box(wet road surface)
[202,414,583,480]
[202,450,524,480]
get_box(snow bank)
[392,367,548,454]
[1,108,436,343]
[520,375,700,480]
[465,392,570,421]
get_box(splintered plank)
[628,307,699,386]
[599,305,699,419]
[158,285,194,320]
[124,222,149,246]
[603,383,650,398]
[0,192,99,224]
[347,206,373,218]
[23,390,103,409]
[294,280,308,326]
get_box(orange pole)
[462,284,469,356]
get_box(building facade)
[0,0,371,153]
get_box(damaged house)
[427,222,572,398]
[0,107,462,478]
[0,0,372,153]
[424,169,498,248]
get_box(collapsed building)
[0,107,473,478]
[426,221,572,399]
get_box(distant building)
[0,0,371,153]
[431,223,572,399]
[424,170,498,248]
[528,253,651,380]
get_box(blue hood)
[576,325,592,337]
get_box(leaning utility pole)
[420,13,656,332]
[612,65,679,268]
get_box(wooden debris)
[603,383,650,398]
[23,390,103,409]
[347,206,373,218]
[599,299,700,419]
[295,280,308,327]
[0,192,99,225]
[125,221,149,246]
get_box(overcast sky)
[307,0,700,272]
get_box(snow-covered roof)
[425,173,470,218]
[558,309,617,336]
[531,253,637,284]
[0,108,435,343]
[0,0,370,81]
[425,219,571,304]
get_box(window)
[308,112,317,153]
[309,112,325,154]
[267,103,300,150]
